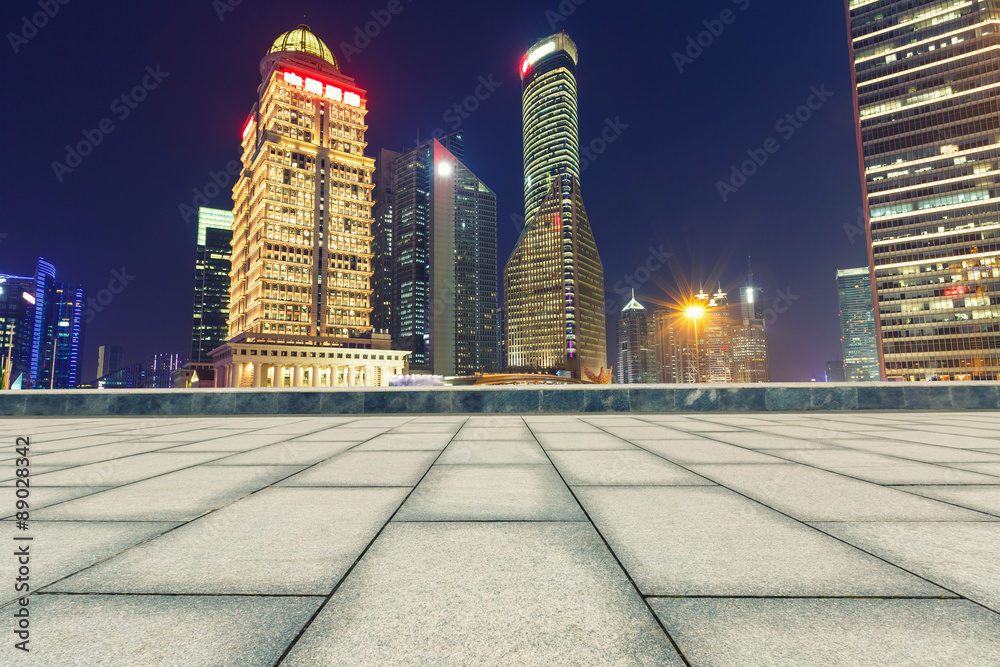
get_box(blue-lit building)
[0,258,85,389]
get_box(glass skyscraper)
[837,267,881,382]
[376,136,498,376]
[847,0,1000,380]
[616,293,656,384]
[192,207,233,363]
[505,33,607,378]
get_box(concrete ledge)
[0,383,997,416]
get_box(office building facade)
[97,345,124,380]
[616,293,656,384]
[847,0,1000,380]
[213,25,407,387]
[192,208,233,363]
[731,273,769,383]
[837,267,881,382]
[505,33,607,378]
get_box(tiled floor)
[2,411,1000,666]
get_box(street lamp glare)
[685,305,705,320]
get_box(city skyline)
[1,2,886,382]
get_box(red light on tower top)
[520,57,529,75]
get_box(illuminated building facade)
[505,33,606,378]
[616,293,656,384]
[652,309,680,383]
[731,273,769,383]
[0,273,34,389]
[837,267,881,381]
[847,0,1000,380]
[371,148,401,335]
[214,25,407,387]
[192,208,233,364]
[520,33,580,227]
[505,174,606,377]
[373,135,498,375]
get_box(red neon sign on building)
[944,286,967,297]
[281,71,363,108]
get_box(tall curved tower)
[505,33,606,379]
[520,33,580,226]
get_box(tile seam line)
[581,419,992,613]
[270,416,467,666]
[525,418,693,667]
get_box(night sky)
[0,0,867,382]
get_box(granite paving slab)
[650,598,1000,667]
[574,486,946,597]
[282,522,684,666]
[26,452,230,487]
[548,450,715,486]
[896,485,1000,516]
[436,439,549,465]
[277,451,438,487]
[534,432,636,450]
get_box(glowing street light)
[684,303,706,383]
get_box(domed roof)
[268,24,338,70]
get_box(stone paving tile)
[26,594,322,667]
[293,427,390,442]
[523,420,603,433]
[207,439,360,465]
[843,442,1000,463]
[6,435,136,453]
[756,449,1000,485]
[687,462,995,522]
[452,426,534,441]
[872,431,1000,449]
[599,426,691,440]
[946,462,1000,476]
[49,487,408,595]
[27,452,230,487]
[896,485,1000,517]
[534,432,636,450]
[33,465,300,521]
[548,450,715,486]
[0,521,180,606]
[705,432,834,449]
[278,451,438,486]
[164,432,299,452]
[650,598,1000,667]
[394,465,585,521]
[0,486,108,518]
[28,439,183,465]
[390,422,464,433]
[576,486,947,597]
[436,439,549,465]
[464,416,525,427]
[636,439,783,464]
[282,522,683,666]
[812,521,1000,613]
[352,432,454,450]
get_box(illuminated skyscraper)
[376,136,498,375]
[837,267,880,382]
[732,266,769,383]
[371,148,400,335]
[652,309,680,383]
[97,345,124,379]
[192,207,233,363]
[702,286,733,383]
[520,33,580,226]
[214,25,408,387]
[616,293,656,384]
[505,33,606,378]
[847,1,1000,380]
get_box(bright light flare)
[684,305,705,320]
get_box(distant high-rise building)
[147,353,183,389]
[652,309,679,383]
[506,33,606,379]
[701,287,732,383]
[616,293,656,384]
[1,259,86,389]
[98,362,144,389]
[837,267,880,382]
[732,265,769,383]
[847,1,1000,380]
[214,25,407,387]
[376,136,498,375]
[97,345,124,380]
[192,208,233,363]
[826,360,846,383]
[371,148,401,335]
